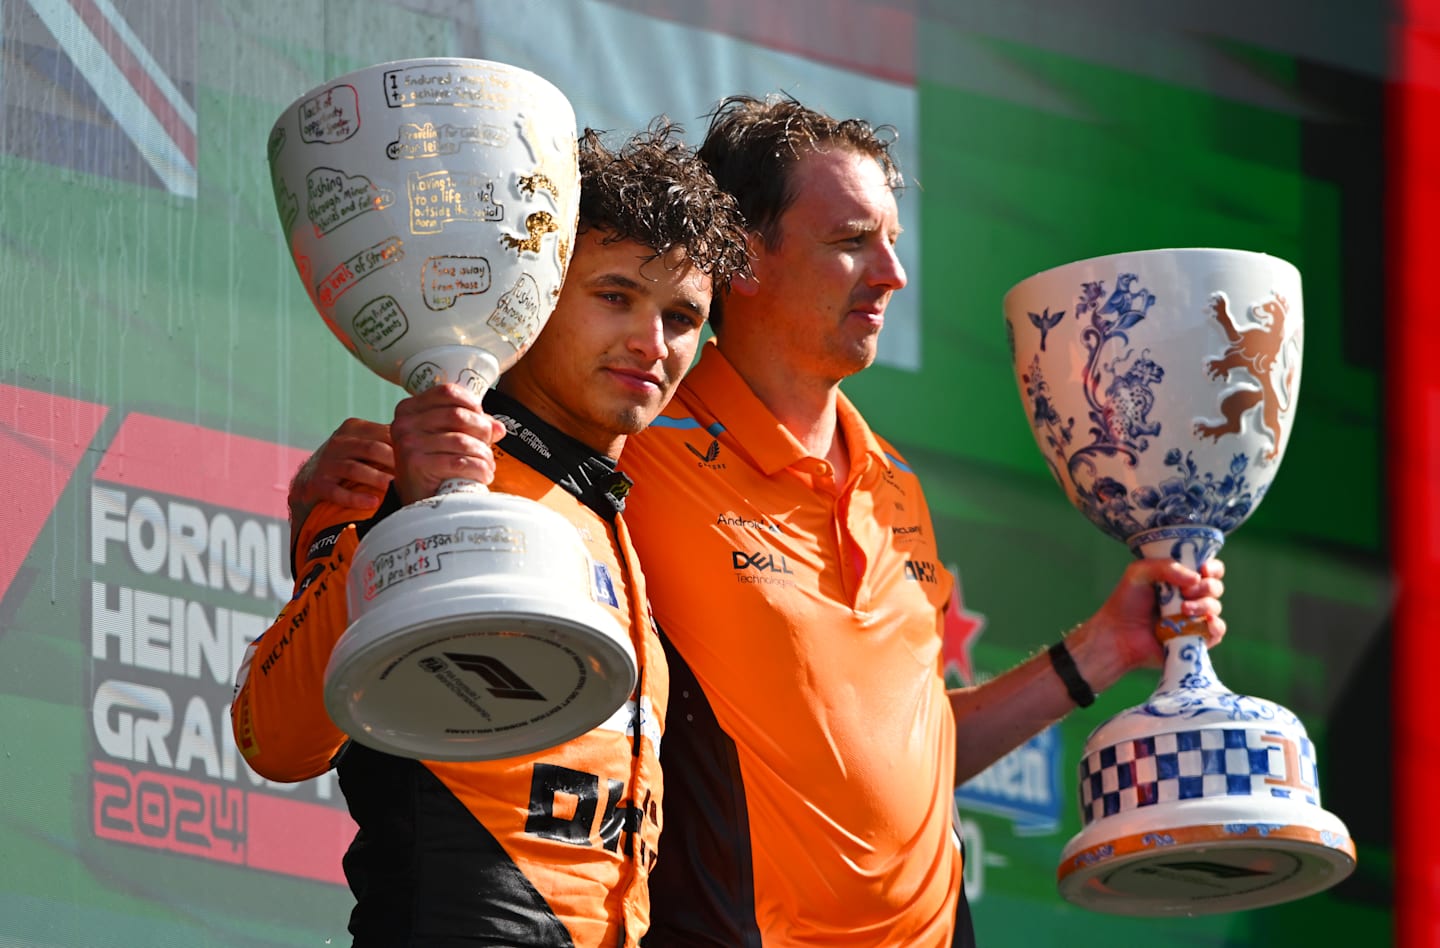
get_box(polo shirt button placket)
[808,459,839,496]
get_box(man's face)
[500,229,712,457]
[742,147,906,382]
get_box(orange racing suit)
[232,390,666,947]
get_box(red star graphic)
[942,567,987,688]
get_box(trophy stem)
[1128,525,1224,642]
[401,345,505,498]
[437,477,490,496]
[399,346,504,397]
[1153,633,1218,695]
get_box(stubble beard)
[607,399,661,437]
[831,327,880,380]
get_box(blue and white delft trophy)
[268,58,636,762]
[1004,248,1354,915]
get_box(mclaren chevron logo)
[444,653,546,701]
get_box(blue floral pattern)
[1135,640,1301,726]
[1224,823,1284,838]
[1018,272,1269,547]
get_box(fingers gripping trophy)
[1003,249,1355,915]
[268,58,636,762]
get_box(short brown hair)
[577,120,750,291]
[698,93,903,250]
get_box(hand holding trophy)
[268,59,636,761]
[1004,249,1355,914]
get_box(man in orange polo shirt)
[620,96,1224,947]
[232,124,749,947]
[286,98,1226,946]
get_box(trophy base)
[1056,637,1357,915]
[1058,812,1356,916]
[324,591,638,762]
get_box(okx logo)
[444,653,546,701]
[904,559,939,583]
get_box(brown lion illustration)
[1192,293,1299,461]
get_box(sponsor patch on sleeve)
[592,561,619,608]
[304,523,348,565]
[293,560,327,599]
[234,695,259,759]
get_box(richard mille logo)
[685,438,725,469]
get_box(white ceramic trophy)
[268,58,637,762]
[1003,248,1355,915]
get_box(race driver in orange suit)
[231,122,749,948]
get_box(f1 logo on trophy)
[1004,249,1355,915]
[268,58,636,762]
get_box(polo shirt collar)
[834,387,892,483]
[683,341,892,480]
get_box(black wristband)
[1048,640,1096,708]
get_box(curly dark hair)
[698,93,903,251]
[577,121,751,292]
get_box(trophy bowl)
[1003,248,1355,915]
[268,58,637,761]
